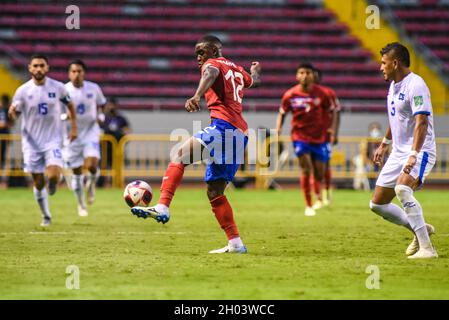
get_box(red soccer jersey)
[280,84,331,144]
[316,84,341,142]
[202,57,253,133]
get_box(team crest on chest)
[48,92,56,98]
[399,93,405,101]
[87,93,93,99]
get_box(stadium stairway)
[0,0,390,111]
[324,0,449,114]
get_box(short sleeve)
[201,59,220,75]
[59,83,71,105]
[280,92,291,114]
[95,84,107,106]
[12,86,24,112]
[409,78,432,116]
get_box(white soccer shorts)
[23,146,64,173]
[63,140,101,169]
[376,151,435,188]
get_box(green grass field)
[0,187,448,300]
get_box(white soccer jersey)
[12,77,70,152]
[387,72,436,156]
[65,80,106,142]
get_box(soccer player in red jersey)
[131,35,261,254]
[276,63,337,216]
[312,67,341,207]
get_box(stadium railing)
[2,134,449,189]
[117,135,449,188]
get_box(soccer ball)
[123,180,153,208]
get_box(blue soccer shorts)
[194,119,248,182]
[292,141,330,163]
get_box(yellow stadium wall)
[324,0,449,114]
[0,64,21,99]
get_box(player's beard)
[32,72,46,81]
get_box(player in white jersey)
[8,54,77,227]
[369,43,437,259]
[63,60,106,216]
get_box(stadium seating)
[0,0,388,110]
[370,0,449,73]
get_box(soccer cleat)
[209,242,248,254]
[131,206,170,224]
[48,180,57,196]
[323,198,330,206]
[40,217,51,227]
[312,200,324,210]
[304,206,316,216]
[406,224,435,256]
[78,205,88,217]
[85,179,95,205]
[407,247,438,259]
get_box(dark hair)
[197,35,223,48]
[68,59,87,71]
[297,62,315,71]
[107,97,117,105]
[380,42,410,67]
[30,54,49,64]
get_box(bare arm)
[329,108,338,145]
[250,61,261,88]
[66,101,78,142]
[7,104,19,123]
[275,110,286,135]
[185,66,219,113]
[373,125,392,166]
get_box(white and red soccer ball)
[123,180,153,208]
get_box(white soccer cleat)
[78,205,88,217]
[304,206,316,216]
[406,224,435,256]
[312,200,324,210]
[40,217,51,227]
[408,247,438,259]
[131,204,170,224]
[209,242,248,254]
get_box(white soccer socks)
[72,174,87,210]
[369,201,412,230]
[33,187,51,219]
[394,184,433,250]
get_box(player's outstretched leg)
[131,136,201,223]
[131,162,185,223]
[32,173,52,227]
[395,184,438,259]
[206,180,247,254]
